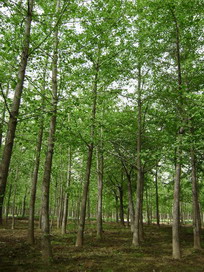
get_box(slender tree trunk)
[0,0,34,225]
[171,8,182,260]
[96,145,103,239]
[61,147,72,234]
[11,183,17,230]
[146,188,151,225]
[75,61,99,247]
[133,64,142,246]
[75,145,94,247]
[172,149,181,259]
[11,168,19,230]
[28,57,47,243]
[28,102,44,243]
[155,166,160,226]
[191,148,201,249]
[139,171,144,241]
[115,194,119,223]
[0,84,9,151]
[126,172,134,231]
[5,183,12,224]
[118,186,125,226]
[41,0,59,261]
[21,187,27,218]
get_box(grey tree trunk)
[96,145,103,239]
[28,111,44,244]
[5,183,12,224]
[191,148,201,249]
[61,147,72,234]
[155,166,160,227]
[133,64,142,246]
[27,56,47,244]
[0,84,9,151]
[171,8,183,260]
[41,0,59,261]
[118,185,125,226]
[75,62,99,247]
[0,0,34,225]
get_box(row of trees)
[0,0,203,262]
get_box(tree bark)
[155,166,160,227]
[118,185,125,226]
[0,0,34,225]
[28,102,44,243]
[75,61,99,247]
[133,64,142,246]
[0,84,9,151]
[61,147,72,234]
[75,145,94,247]
[96,145,103,239]
[171,7,182,260]
[41,0,59,261]
[191,148,201,249]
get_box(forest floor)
[0,219,204,272]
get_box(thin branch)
[0,83,12,117]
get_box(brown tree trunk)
[133,64,142,246]
[171,8,182,260]
[125,171,134,231]
[61,147,72,234]
[0,84,9,151]
[21,187,27,218]
[28,102,44,244]
[5,183,12,224]
[96,145,103,239]
[41,0,59,261]
[75,146,94,247]
[75,61,99,247]
[172,149,181,259]
[155,166,160,227]
[191,148,201,249]
[118,185,125,226]
[0,0,34,225]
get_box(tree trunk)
[28,101,44,244]
[61,147,72,234]
[5,183,12,224]
[0,84,9,151]
[133,64,142,246]
[96,145,103,239]
[21,187,27,218]
[0,0,34,225]
[191,148,201,249]
[41,0,59,261]
[172,149,181,259]
[155,166,160,226]
[75,145,94,247]
[146,188,151,225]
[118,186,125,226]
[75,61,99,247]
[115,194,119,223]
[171,8,182,260]
[126,172,134,231]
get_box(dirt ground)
[0,219,204,272]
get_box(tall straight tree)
[0,0,34,225]
[132,63,143,246]
[171,6,183,260]
[96,128,104,239]
[41,0,60,262]
[27,64,47,244]
[75,58,99,247]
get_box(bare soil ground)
[0,219,204,272]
